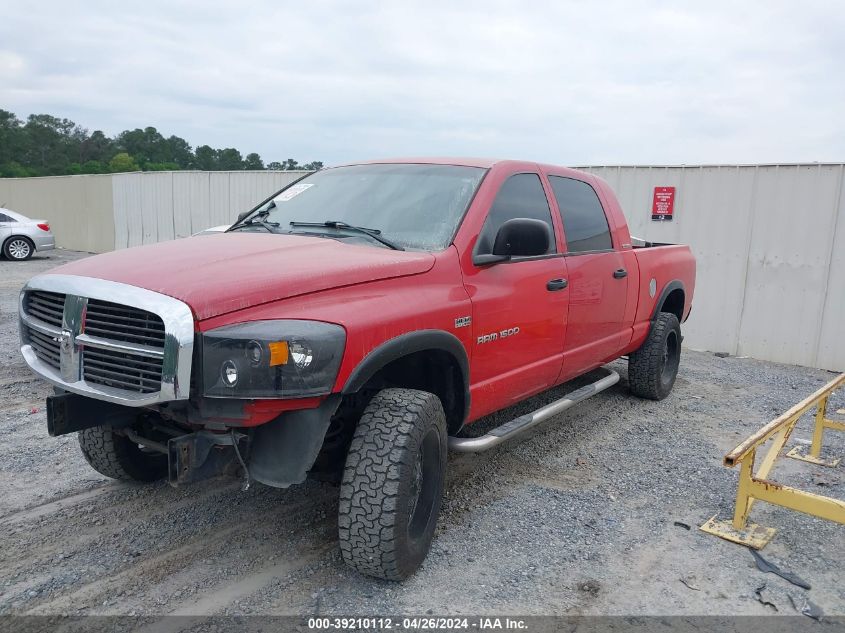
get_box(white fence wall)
[580,164,845,371]
[0,174,115,253]
[111,171,307,249]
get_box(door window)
[476,173,556,256]
[549,176,612,253]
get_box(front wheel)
[78,426,167,482]
[338,388,447,580]
[628,312,682,400]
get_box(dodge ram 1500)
[19,158,695,579]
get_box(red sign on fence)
[652,187,675,221]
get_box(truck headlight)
[201,320,346,398]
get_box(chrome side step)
[448,368,620,453]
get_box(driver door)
[460,172,569,419]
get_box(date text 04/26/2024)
[307,616,528,630]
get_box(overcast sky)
[1,1,843,166]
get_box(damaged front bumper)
[166,429,247,487]
[46,392,341,489]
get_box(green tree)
[0,109,322,178]
[302,161,324,170]
[194,145,218,170]
[0,161,37,177]
[81,130,116,164]
[167,135,194,168]
[145,162,180,171]
[0,109,25,166]
[81,160,106,174]
[108,152,140,172]
[217,148,244,170]
[22,114,86,174]
[244,152,264,170]
[117,127,170,166]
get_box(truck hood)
[50,233,436,320]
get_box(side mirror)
[236,210,251,223]
[475,218,550,265]
[493,218,550,257]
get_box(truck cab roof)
[341,156,594,179]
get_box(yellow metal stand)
[785,395,845,467]
[700,515,776,549]
[700,373,845,549]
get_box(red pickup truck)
[19,158,695,580]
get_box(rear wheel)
[4,237,34,261]
[338,388,447,580]
[78,426,167,482]
[628,312,682,400]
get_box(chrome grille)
[25,291,65,328]
[80,299,166,393]
[26,327,61,370]
[85,298,166,347]
[20,275,193,405]
[22,291,66,369]
[21,292,167,395]
[83,347,163,393]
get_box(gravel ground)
[1,249,843,621]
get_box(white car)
[0,208,56,260]
[191,225,230,236]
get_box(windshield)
[242,163,486,251]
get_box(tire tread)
[338,388,446,580]
[78,426,165,482]
[628,312,681,400]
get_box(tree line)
[0,109,323,177]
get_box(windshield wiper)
[228,213,281,234]
[288,221,404,251]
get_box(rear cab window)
[548,176,612,253]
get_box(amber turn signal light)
[268,341,289,366]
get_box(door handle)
[547,278,568,291]
[613,269,628,279]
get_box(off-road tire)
[338,388,447,580]
[3,236,34,261]
[628,312,682,400]
[78,426,167,482]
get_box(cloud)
[1,0,843,164]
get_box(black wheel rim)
[407,427,441,541]
[661,330,680,387]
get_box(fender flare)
[650,280,686,321]
[342,329,471,421]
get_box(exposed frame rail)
[700,372,845,548]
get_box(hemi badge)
[455,316,471,329]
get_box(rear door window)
[549,176,612,253]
